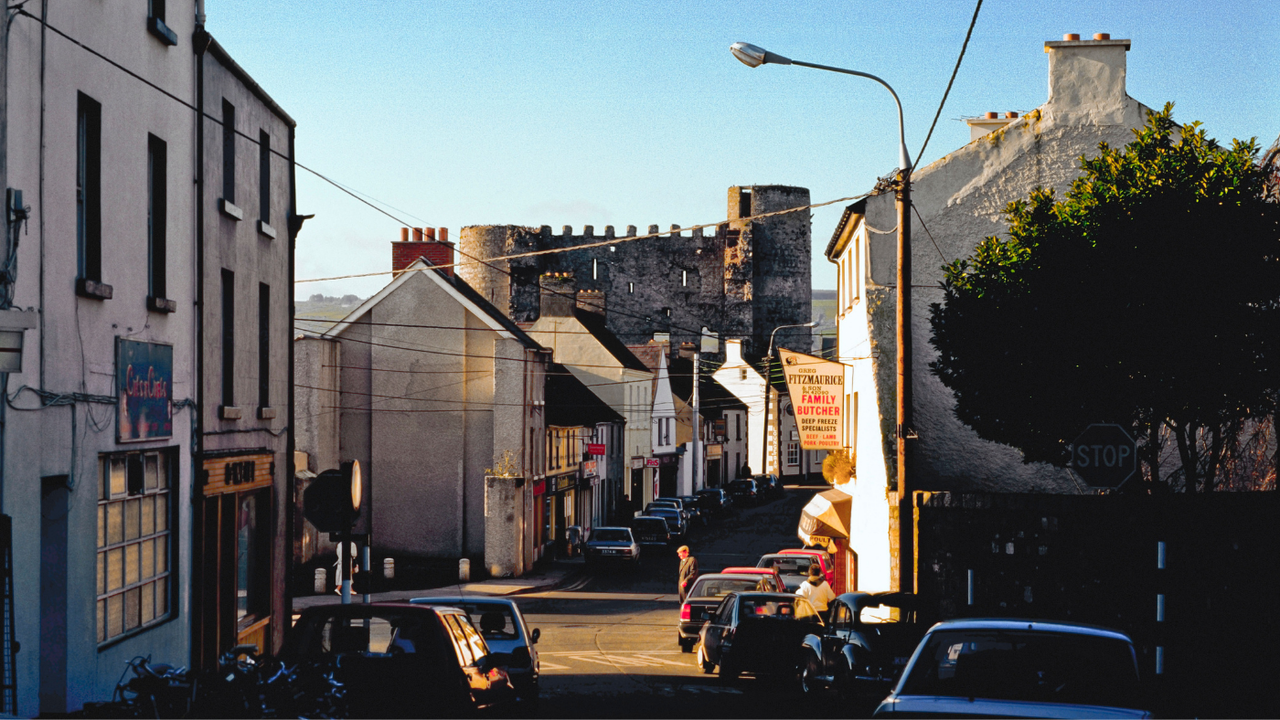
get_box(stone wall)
[457,185,812,358]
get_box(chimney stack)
[576,289,606,319]
[391,227,455,277]
[1043,32,1131,123]
[539,273,577,318]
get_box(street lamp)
[761,321,818,478]
[733,42,916,594]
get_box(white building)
[827,34,1156,593]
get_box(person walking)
[677,545,700,602]
[795,565,836,622]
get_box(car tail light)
[680,604,691,621]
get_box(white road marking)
[631,654,690,666]
[537,660,571,670]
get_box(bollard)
[383,557,395,580]
[314,568,327,594]
[459,558,471,583]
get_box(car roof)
[409,596,518,609]
[721,566,774,574]
[590,526,632,532]
[925,618,1133,642]
[693,573,772,582]
[733,592,803,600]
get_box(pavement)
[292,556,588,611]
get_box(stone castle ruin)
[457,185,813,358]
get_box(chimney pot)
[1064,33,1080,41]
[1006,111,1019,119]
[411,227,422,242]
[984,111,998,119]
[439,227,448,243]
[400,227,409,242]
[1093,33,1110,40]
[425,227,436,241]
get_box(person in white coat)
[795,564,836,622]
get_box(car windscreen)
[738,597,822,623]
[728,481,753,491]
[591,529,631,543]
[758,556,813,575]
[900,629,1141,709]
[290,609,450,660]
[690,578,762,598]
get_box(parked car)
[279,603,517,718]
[677,573,780,652]
[697,592,824,682]
[756,552,818,591]
[644,506,687,539]
[695,487,732,514]
[676,495,711,526]
[778,548,835,586]
[755,473,784,500]
[720,566,787,593]
[628,515,672,553]
[408,596,541,706]
[874,619,1149,718]
[726,478,760,506]
[647,499,692,529]
[581,526,641,568]
[798,592,924,702]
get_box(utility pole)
[691,349,701,493]
[896,168,914,594]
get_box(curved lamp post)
[732,42,916,594]
[761,321,818,479]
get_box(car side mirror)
[531,627,540,644]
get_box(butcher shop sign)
[778,349,847,450]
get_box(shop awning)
[798,488,852,546]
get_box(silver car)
[410,596,542,707]
[874,618,1149,718]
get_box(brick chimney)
[539,273,577,318]
[1043,33,1131,124]
[391,227,455,277]
[576,289,606,319]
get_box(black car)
[726,478,760,506]
[628,515,672,553]
[755,473,784,500]
[756,552,818,592]
[279,603,517,718]
[697,592,824,682]
[677,573,779,652]
[408,597,542,706]
[695,487,732,514]
[798,592,925,703]
[676,495,711,526]
[644,506,687,539]
[583,526,641,568]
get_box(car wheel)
[679,637,695,653]
[799,653,822,694]
[697,644,715,674]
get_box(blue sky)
[207,1,1279,299]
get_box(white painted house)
[827,34,1157,593]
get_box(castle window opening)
[682,270,688,287]
[739,189,752,219]
[593,258,598,280]
[628,282,634,294]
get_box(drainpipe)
[192,17,209,669]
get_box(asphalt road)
[513,485,860,719]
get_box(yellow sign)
[779,349,846,450]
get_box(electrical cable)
[913,0,984,169]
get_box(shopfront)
[549,472,577,557]
[798,488,856,594]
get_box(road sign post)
[1069,424,1138,488]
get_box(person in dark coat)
[677,545,699,602]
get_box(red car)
[778,548,835,586]
[721,566,787,594]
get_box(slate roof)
[572,308,652,373]
[545,362,625,427]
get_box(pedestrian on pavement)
[795,565,836,622]
[677,545,699,602]
[739,461,752,479]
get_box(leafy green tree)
[929,104,1280,492]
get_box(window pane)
[97,600,105,643]
[125,498,141,541]
[155,580,166,617]
[145,454,159,490]
[142,538,155,580]
[124,543,140,586]
[97,552,105,595]
[124,588,141,631]
[141,582,155,624]
[107,593,123,639]
[107,548,123,591]
[110,458,126,497]
[106,502,123,545]
[156,494,168,532]
[159,456,169,489]
[97,505,105,548]
[141,496,155,536]
[155,535,167,574]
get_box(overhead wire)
[913,0,984,169]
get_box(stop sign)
[1069,424,1137,488]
